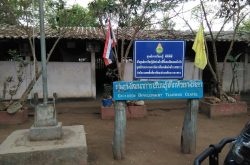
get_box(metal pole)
[39,0,48,105]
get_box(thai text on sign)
[113,80,203,101]
[134,40,185,79]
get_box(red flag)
[102,18,117,66]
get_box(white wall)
[219,62,246,92]
[0,61,249,100]
[0,62,93,100]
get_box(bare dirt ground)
[0,97,250,165]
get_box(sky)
[66,0,245,31]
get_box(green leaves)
[239,18,250,32]
[0,0,98,27]
[227,53,242,62]
[47,0,101,27]
[57,4,98,27]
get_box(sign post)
[181,99,199,153]
[113,80,203,157]
[112,101,126,160]
[112,40,201,159]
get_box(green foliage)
[219,0,250,19]
[48,2,98,27]
[0,0,98,27]
[161,15,176,30]
[0,0,37,25]
[45,0,66,27]
[0,0,17,24]
[89,0,168,28]
[227,53,243,94]
[8,50,24,62]
[4,50,28,100]
[239,18,250,32]
[227,53,242,63]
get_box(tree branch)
[200,0,220,84]
[220,0,249,86]
[20,36,62,103]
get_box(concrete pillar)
[28,0,62,141]
[243,47,249,92]
[91,51,96,99]
[29,102,62,141]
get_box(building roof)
[0,25,249,42]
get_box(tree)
[0,0,64,111]
[0,0,37,25]
[161,14,176,30]
[0,0,101,111]
[89,0,179,80]
[0,0,19,25]
[175,0,250,101]
[89,0,181,160]
[47,3,98,27]
[203,0,249,100]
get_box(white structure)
[0,62,93,100]
[0,26,249,100]
[1,61,250,100]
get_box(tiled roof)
[0,25,249,42]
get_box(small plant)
[1,50,28,112]
[6,50,27,100]
[227,53,243,95]
[103,68,118,99]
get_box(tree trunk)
[217,82,223,99]
[18,37,61,104]
[19,71,42,104]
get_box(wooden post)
[113,100,126,160]
[181,99,199,154]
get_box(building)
[0,25,249,100]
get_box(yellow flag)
[192,25,207,70]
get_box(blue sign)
[113,80,203,101]
[134,40,185,79]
